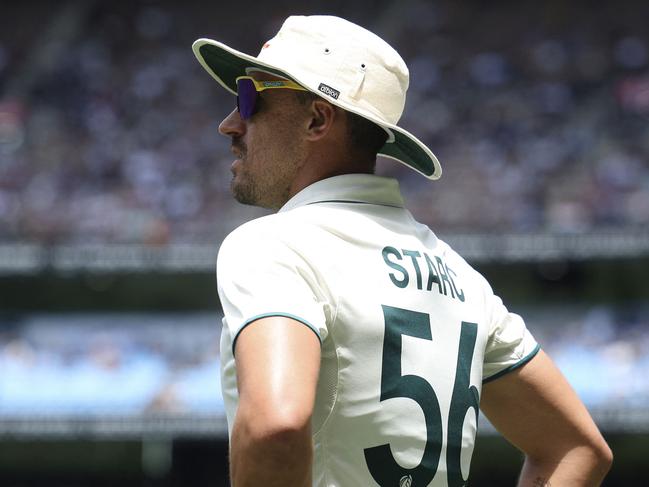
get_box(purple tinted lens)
[236,78,257,120]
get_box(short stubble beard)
[231,156,294,210]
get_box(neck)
[286,153,375,202]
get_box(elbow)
[564,436,613,480]
[591,437,613,476]
[237,405,312,448]
[250,417,311,446]
[230,406,314,486]
[525,435,613,480]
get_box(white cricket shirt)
[217,174,539,487]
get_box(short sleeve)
[216,222,330,354]
[482,292,540,383]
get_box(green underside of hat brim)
[379,131,436,178]
[196,42,298,95]
[194,40,441,180]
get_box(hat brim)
[192,38,442,180]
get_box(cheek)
[244,129,269,165]
[244,107,304,166]
[247,124,281,160]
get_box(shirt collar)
[279,174,405,213]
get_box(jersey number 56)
[364,305,479,487]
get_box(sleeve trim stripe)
[232,312,323,355]
[482,344,541,384]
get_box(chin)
[231,179,258,207]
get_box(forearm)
[517,447,611,487]
[230,419,313,487]
[482,351,612,487]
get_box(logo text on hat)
[318,83,340,100]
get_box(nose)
[218,108,246,138]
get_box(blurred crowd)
[0,313,222,414]
[528,304,649,408]
[0,305,647,416]
[0,0,648,244]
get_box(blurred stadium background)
[1,0,648,485]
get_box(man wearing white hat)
[193,15,612,487]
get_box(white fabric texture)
[216,174,539,486]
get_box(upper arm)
[480,349,610,463]
[234,316,321,432]
[217,222,331,350]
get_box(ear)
[305,99,337,142]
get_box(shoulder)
[219,206,328,255]
[217,212,315,275]
[220,214,278,251]
[436,238,477,278]
[217,214,278,266]
[436,237,495,299]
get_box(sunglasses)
[235,76,308,120]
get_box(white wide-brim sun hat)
[192,15,442,180]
